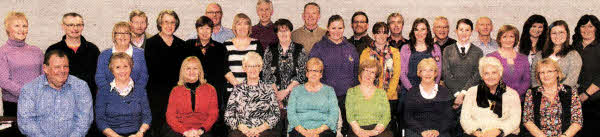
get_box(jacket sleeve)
[563,51,582,87]
[140,88,152,126]
[399,45,413,89]
[135,51,149,89]
[166,87,187,134]
[94,51,110,89]
[94,89,110,131]
[460,87,480,135]
[201,85,219,131]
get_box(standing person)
[261,18,308,137]
[95,53,151,137]
[183,16,229,135]
[473,17,498,55]
[442,19,483,137]
[387,13,408,49]
[399,18,442,91]
[348,11,373,54]
[165,56,218,137]
[404,58,454,137]
[522,58,582,137]
[359,22,401,136]
[433,16,457,53]
[346,58,393,137]
[460,57,521,137]
[518,15,548,65]
[188,3,234,43]
[531,20,581,87]
[18,50,94,137]
[0,11,43,117]
[223,13,265,97]
[287,57,339,137]
[225,52,281,137]
[487,25,530,99]
[251,0,278,50]
[144,10,186,136]
[572,14,600,137]
[95,21,148,91]
[129,10,150,49]
[47,12,100,99]
[309,15,359,136]
[292,2,327,54]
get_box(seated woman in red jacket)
[165,56,219,137]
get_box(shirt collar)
[419,84,439,99]
[41,74,72,91]
[131,34,146,48]
[112,45,134,57]
[457,42,471,54]
[110,78,134,96]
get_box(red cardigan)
[166,84,219,134]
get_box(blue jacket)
[95,47,148,90]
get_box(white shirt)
[110,78,134,96]
[131,34,145,48]
[419,84,439,99]
[112,44,134,57]
[457,42,471,54]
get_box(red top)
[166,84,219,133]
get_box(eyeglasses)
[244,64,262,69]
[64,23,84,27]
[206,11,222,15]
[538,70,557,75]
[307,69,323,73]
[114,32,130,35]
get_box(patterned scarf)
[368,41,394,90]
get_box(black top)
[348,35,373,55]
[436,38,457,54]
[404,84,454,134]
[144,34,185,92]
[183,38,228,97]
[47,35,100,95]
[388,37,409,49]
[574,40,600,116]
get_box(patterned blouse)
[261,43,308,104]
[224,80,280,129]
[522,85,583,136]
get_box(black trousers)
[289,129,335,137]
[2,101,17,117]
[336,95,349,135]
[347,124,393,137]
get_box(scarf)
[476,80,506,117]
[368,41,394,90]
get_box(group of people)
[1,1,600,137]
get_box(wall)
[1,0,598,51]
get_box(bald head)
[476,17,493,36]
[205,3,223,26]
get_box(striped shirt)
[224,40,263,91]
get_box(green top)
[345,86,391,127]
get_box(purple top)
[487,51,530,98]
[400,44,442,90]
[0,39,43,103]
[251,22,278,50]
[309,36,359,96]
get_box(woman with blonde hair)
[166,56,218,137]
[0,11,43,117]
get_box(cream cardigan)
[460,85,521,136]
